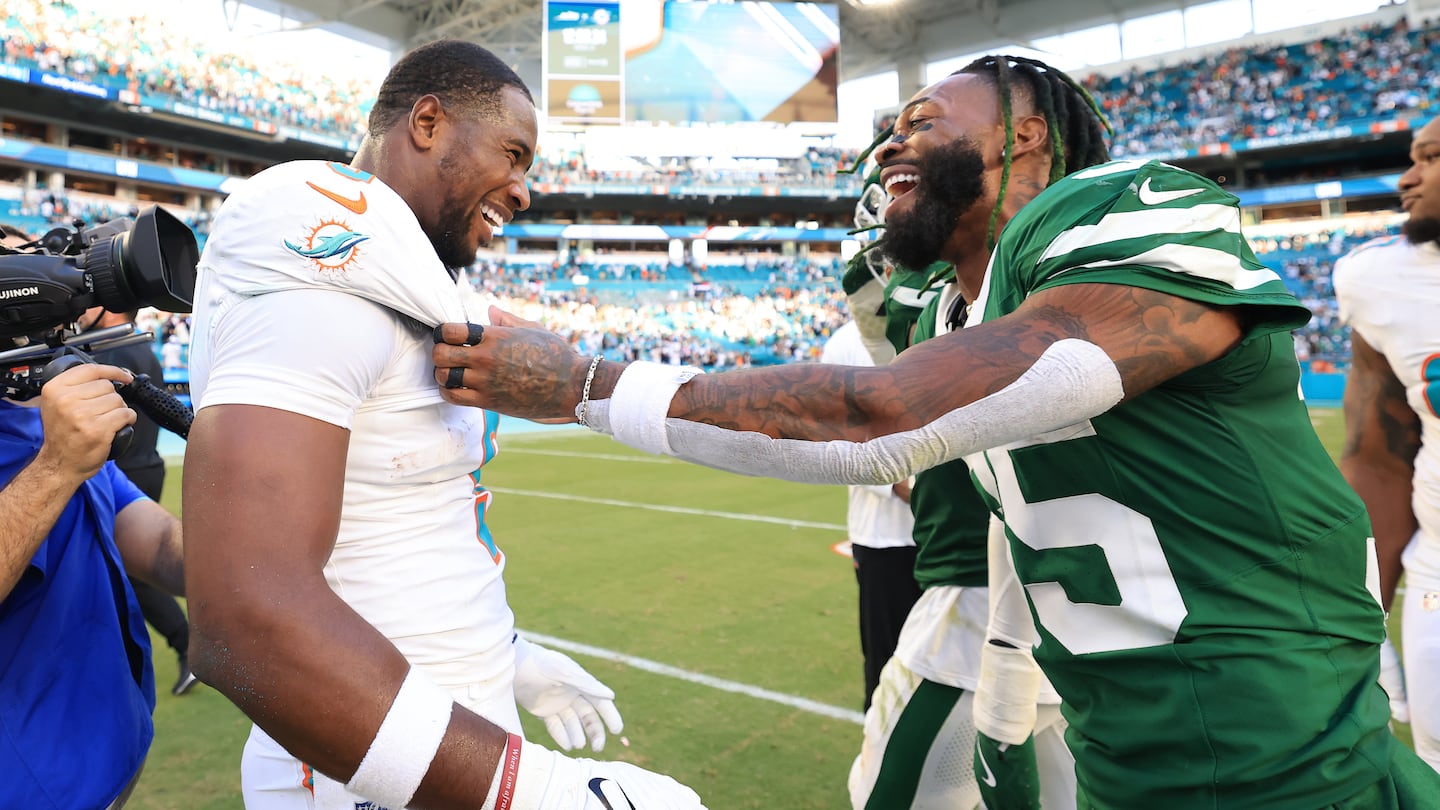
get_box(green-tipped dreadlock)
[955,55,1114,251]
[843,122,895,175]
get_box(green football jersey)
[966,160,1394,808]
[908,290,989,589]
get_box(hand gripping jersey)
[1334,235,1440,587]
[189,161,518,717]
[963,160,1394,808]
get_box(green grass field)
[128,405,1409,809]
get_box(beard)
[426,200,477,275]
[879,138,988,272]
[1404,214,1440,246]
[427,152,481,273]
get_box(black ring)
[465,323,486,346]
[444,367,466,390]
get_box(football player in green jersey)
[844,175,1075,809]
[434,55,1440,807]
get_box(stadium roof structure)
[239,0,1187,85]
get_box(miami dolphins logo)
[284,218,370,273]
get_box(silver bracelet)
[577,355,604,427]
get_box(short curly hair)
[367,39,534,137]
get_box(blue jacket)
[0,401,154,809]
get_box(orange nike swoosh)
[306,181,367,214]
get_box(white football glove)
[513,637,625,752]
[484,735,708,810]
[1378,637,1410,725]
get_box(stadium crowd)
[0,0,375,140]
[528,147,868,193]
[466,256,850,367]
[1252,221,1404,369]
[10,187,213,235]
[3,1,1436,182]
[1087,17,1439,157]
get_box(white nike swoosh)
[1136,177,1205,206]
[977,745,998,788]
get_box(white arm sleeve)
[584,338,1123,485]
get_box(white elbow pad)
[584,339,1123,485]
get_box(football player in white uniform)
[1334,115,1440,770]
[183,40,706,810]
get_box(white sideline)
[520,630,865,726]
[486,487,847,531]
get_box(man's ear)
[407,94,445,151]
[1010,113,1051,162]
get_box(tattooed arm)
[1341,331,1421,611]
[434,283,1243,444]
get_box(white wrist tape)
[345,667,455,809]
[974,641,1042,746]
[586,361,703,455]
[596,338,1121,485]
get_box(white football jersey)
[189,160,519,705]
[1334,234,1440,585]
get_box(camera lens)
[84,207,198,314]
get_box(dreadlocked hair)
[955,55,1113,250]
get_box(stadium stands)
[5,1,1434,194]
[0,0,374,142]
[1085,18,1439,160]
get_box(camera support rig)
[1,324,194,459]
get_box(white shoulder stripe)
[1068,159,1151,179]
[1052,242,1281,291]
[1039,203,1241,264]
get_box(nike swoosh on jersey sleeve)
[1032,163,1282,291]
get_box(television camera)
[0,206,200,457]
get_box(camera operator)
[87,304,197,696]
[1,233,187,806]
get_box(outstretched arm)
[435,283,1243,482]
[1340,330,1420,611]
